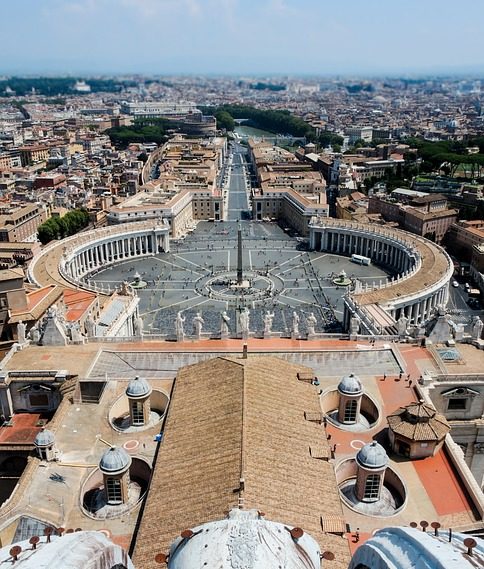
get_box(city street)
[225,143,251,221]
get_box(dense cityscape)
[0,0,484,567]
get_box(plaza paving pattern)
[89,220,392,337]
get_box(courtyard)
[90,220,392,337]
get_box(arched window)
[364,474,380,500]
[344,399,357,423]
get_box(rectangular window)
[447,398,467,410]
[344,400,357,423]
[29,394,49,407]
[132,401,144,425]
[364,474,380,500]
[106,477,122,503]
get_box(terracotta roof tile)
[133,356,350,569]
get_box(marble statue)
[263,311,274,335]
[28,324,40,344]
[71,323,84,343]
[291,311,300,336]
[397,313,409,337]
[47,304,58,319]
[85,313,95,338]
[306,312,317,336]
[239,308,250,337]
[192,312,204,338]
[17,320,26,344]
[134,314,144,336]
[57,303,67,325]
[220,311,230,336]
[472,316,483,340]
[175,311,185,339]
[350,314,360,336]
[120,281,134,296]
[454,322,465,341]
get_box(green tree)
[37,209,90,244]
[215,110,235,131]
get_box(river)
[234,125,275,138]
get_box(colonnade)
[309,220,453,335]
[311,227,418,275]
[64,225,170,282]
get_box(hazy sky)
[2,0,484,76]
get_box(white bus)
[351,254,371,266]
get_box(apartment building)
[344,126,373,144]
[18,145,49,167]
[248,139,329,234]
[107,137,226,236]
[0,204,48,243]
[447,220,484,259]
[369,193,458,243]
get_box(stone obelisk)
[237,221,243,284]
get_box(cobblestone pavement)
[90,220,391,336]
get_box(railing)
[430,373,484,383]
[344,296,381,335]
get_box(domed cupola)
[126,376,152,399]
[338,373,363,395]
[34,428,56,461]
[99,446,132,505]
[337,373,363,425]
[355,441,389,503]
[99,446,132,475]
[356,441,388,469]
[126,376,152,427]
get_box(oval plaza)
[29,216,453,337]
[310,218,453,335]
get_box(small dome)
[34,429,55,447]
[99,446,131,474]
[168,509,322,569]
[356,441,388,469]
[338,373,363,395]
[126,375,151,398]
